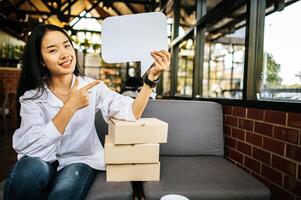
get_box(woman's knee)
[7,157,52,187]
[49,163,96,200]
[61,163,95,176]
[4,157,54,200]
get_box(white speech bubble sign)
[101,12,168,76]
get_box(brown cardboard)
[106,163,160,182]
[104,135,159,164]
[109,118,168,144]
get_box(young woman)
[4,23,170,200]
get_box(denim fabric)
[4,156,96,200]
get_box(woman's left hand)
[148,50,171,81]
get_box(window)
[162,70,171,96]
[176,38,195,96]
[203,27,245,99]
[258,1,301,102]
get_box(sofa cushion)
[142,100,224,156]
[86,172,132,200]
[143,156,270,200]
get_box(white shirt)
[13,75,136,170]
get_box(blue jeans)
[4,156,96,200]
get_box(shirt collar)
[45,74,76,108]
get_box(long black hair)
[16,23,83,122]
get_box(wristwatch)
[143,75,160,88]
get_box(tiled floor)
[0,131,17,181]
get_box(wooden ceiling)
[0,0,225,41]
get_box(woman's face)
[41,30,76,77]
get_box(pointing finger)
[81,80,101,91]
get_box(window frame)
[160,0,301,112]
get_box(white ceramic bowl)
[160,194,190,200]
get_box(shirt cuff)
[43,121,63,143]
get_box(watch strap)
[143,75,160,88]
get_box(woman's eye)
[49,49,57,53]
[65,44,71,48]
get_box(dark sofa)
[0,100,270,200]
[140,100,271,200]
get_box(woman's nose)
[60,54,71,60]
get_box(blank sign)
[101,12,168,76]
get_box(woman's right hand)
[65,78,101,112]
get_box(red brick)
[270,183,295,200]
[246,132,262,147]
[223,106,233,115]
[230,149,243,164]
[286,144,301,162]
[226,116,238,127]
[263,137,285,156]
[224,125,231,136]
[283,175,301,196]
[237,141,252,156]
[274,126,299,144]
[245,156,261,173]
[233,106,246,117]
[287,112,301,129]
[247,108,264,120]
[232,128,245,141]
[225,136,236,149]
[265,110,286,125]
[271,155,296,177]
[238,118,253,131]
[253,147,271,165]
[261,164,283,186]
[254,122,273,136]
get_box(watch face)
[153,79,160,87]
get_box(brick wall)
[0,68,21,132]
[224,105,301,200]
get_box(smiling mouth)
[59,58,72,67]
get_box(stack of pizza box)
[104,118,168,182]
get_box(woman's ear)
[40,60,46,67]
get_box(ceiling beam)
[165,0,174,15]
[70,0,103,27]
[104,0,149,4]
[27,0,46,22]
[61,0,78,14]
[41,0,56,14]
[125,3,136,13]
[2,8,104,20]
[207,13,246,35]
[111,4,123,15]
[94,5,112,18]
[107,1,131,15]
